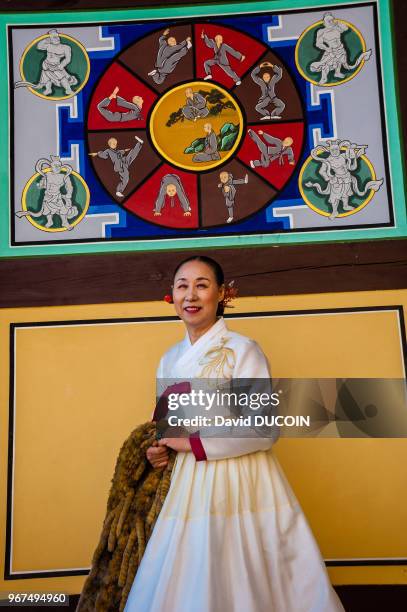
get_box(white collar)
[184,317,227,348]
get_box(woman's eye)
[197,284,208,288]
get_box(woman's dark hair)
[172,255,225,316]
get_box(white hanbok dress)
[124,318,345,612]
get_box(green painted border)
[0,0,405,257]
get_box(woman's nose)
[185,286,198,300]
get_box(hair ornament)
[222,280,238,309]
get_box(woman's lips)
[184,306,202,313]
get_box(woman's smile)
[183,304,202,312]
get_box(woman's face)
[172,261,224,332]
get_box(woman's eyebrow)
[175,276,210,282]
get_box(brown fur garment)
[76,421,176,612]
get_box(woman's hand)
[158,438,192,452]
[146,440,169,469]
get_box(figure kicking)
[97,86,143,122]
[89,135,143,197]
[148,28,192,85]
[249,129,295,168]
[251,62,285,120]
[201,30,245,85]
[218,171,248,223]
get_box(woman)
[124,255,345,612]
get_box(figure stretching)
[97,86,143,122]
[249,129,295,168]
[154,174,192,216]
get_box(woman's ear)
[219,284,225,302]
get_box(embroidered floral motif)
[197,336,236,379]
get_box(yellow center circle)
[149,81,243,172]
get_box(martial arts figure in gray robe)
[89,136,143,197]
[251,63,285,119]
[202,31,245,84]
[97,96,142,122]
[248,129,295,168]
[148,29,192,85]
[218,171,248,222]
[192,123,221,163]
[182,89,209,121]
[153,174,191,216]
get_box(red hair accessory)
[164,294,173,304]
[222,280,238,309]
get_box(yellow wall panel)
[0,289,406,596]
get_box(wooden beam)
[0,240,406,307]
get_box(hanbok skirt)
[124,449,345,612]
